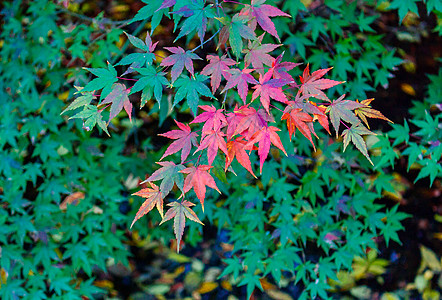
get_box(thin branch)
[191,28,222,53]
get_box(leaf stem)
[117,76,138,81]
[191,28,222,53]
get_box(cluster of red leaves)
[129,0,391,252]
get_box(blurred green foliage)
[0,1,152,299]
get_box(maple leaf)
[160,47,202,82]
[173,74,213,115]
[69,105,109,136]
[342,124,375,165]
[326,94,365,137]
[156,0,176,11]
[225,137,257,178]
[241,0,290,41]
[142,161,185,196]
[180,165,220,210]
[117,31,158,76]
[355,98,393,129]
[270,52,300,84]
[191,105,227,134]
[172,0,214,45]
[159,200,203,252]
[221,68,258,104]
[130,66,168,108]
[100,83,132,122]
[311,103,330,134]
[194,130,228,166]
[131,182,164,228]
[232,105,273,139]
[83,63,118,100]
[281,104,315,150]
[298,64,344,101]
[159,120,198,163]
[245,126,287,174]
[201,54,237,93]
[252,69,289,114]
[244,34,280,73]
[226,14,257,57]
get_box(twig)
[191,28,222,53]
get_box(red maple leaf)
[180,165,220,210]
[159,120,198,163]
[241,0,290,41]
[190,105,227,134]
[311,102,330,134]
[233,105,273,139]
[244,34,280,73]
[201,54,237,93]
[194,130,228,165]
[131,182,164,228]
[298,64,344,101]
[252,69,289,114]
[160,46,202,82]
[159,200,203,252]
[245,126,287,174]
[101,83,133,122]
[281,104,315,150]
[270,52,300,84]
[221,68,258,104]
[225,137,257,178]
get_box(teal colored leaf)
[130,66,168,107]
[82,63,118,100]
[229,14,257,58]
[69,105,110,136]
[388,0,419,22]
[173,0,215,44]
[173,74,213,115]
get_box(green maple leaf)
[173,74,213,115]
[142,161,185,196]
[227,14,257,58]
[129,0,166,33]
[174,0,215,44]
[61,89,94,115]
[116,32,157,74]
[342,123,375,165]
[69,105,109,136]
[130,66,169,108]
[82,63,118,100]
